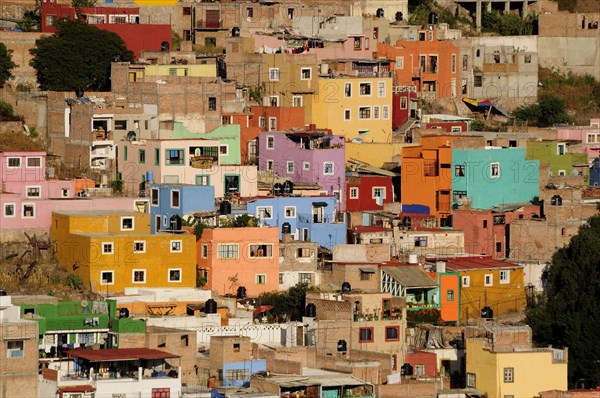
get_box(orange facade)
[401,135,455,226]
[439,273,460,324]
[197,227,280,297]
[377,31,459,99]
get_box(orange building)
[377,29,459,99]
[438,272,461,324]
[197,227,280,297]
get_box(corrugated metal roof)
[381,265,437,288]
[68,348,181,362]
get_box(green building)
[526,141,588,178]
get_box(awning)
[359,268,376,274]
[312,202,328,207]
[253,305,273,316]
[462,98,510,117]
[68,348,181,362]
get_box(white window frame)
[395,56,404,69]
[500,270,510,284]
[350,187,359,199]
[490,162,500,179]
[102,242,114,255]
[151,188,159,206]
[373,106,380,120]
[557,169,566,176]
[451,126,462,132]
[219,144,229,156]
[266,135,275,150]
[358,106,371,120]
[359,82,372,96]
[133,240,146,253]
[286,161,295,174]
[266,160,274,171]
[269,68,280,81]
[303,161,310,170]
[268,117,277,131]
[26,156,42,168]
[269,96,279,107]
[377,81,386,97]
[557,143,566,155]
[372,187,386,199]
[121,216,135,231]
[323,162,334,175]
[171,189,181,208]
[26,186,41,198]
[344,82,352,98]
[484,274,493,286]
[300,67,312,80]
[256,206,273,219]
[400,97,408,110]
[7,157,21,168]
[3,203,16,218]
[218,243,240,259]
[201,244,208,259]
[170,240,183,253]
[462,276,470,287]
[22,203,36,219]
[586,133,597,144]
[256,274,267,284]
[249,244,274,258]
[168,268,182,283]
[61,188,70,197]
[467,373,476,388]
[382,105,390,119]
[292,95,303,107]
[284,206,296,218]
[100,271,114,285]
[132,269,146,284]
[6,340,24,358]
[259,116,266,128]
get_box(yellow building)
[345,142,418,168]
[51,211,196,293]
[466,325,568,398]
[309,76,393,143]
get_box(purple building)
[258,131,346,210]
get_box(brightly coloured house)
[149,183,215,233]
[526,140,588,178]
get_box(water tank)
[401,363,413,376]
[161,41,170,52]
[551,195,563,206]
[119,308,129,318]
[170,215,182,231]
[395,11,403,22]
[273,183,283,196]
[283,180,294,195]
[0,290,6,297]
[320,63,329,75]
[205,299,217,314]
[237,286,247,299]
[341,282,351,293]
[305,303,316,318]
[481,306,494,319]
[146,171,154,182]
[408,254,418,264]
[231,27,240,37]
[376,8,384,18]
[428,12,438,25]
[337,339,347,353]
[220,200,232,215]
[282,222,292,234]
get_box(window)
[208,97,217,111]
[26,187,40,198]
[462,276,470,287]
[500,270,510,284]
[249,244,273,258]
[269,68,279,81]
[359,106,371,119]
[373,106,380,119]
[292,95,302,107]
[299,273,312,284]
[323,162,334,175]
[344,83,352,97]
[414,236,427,247]
[183,6,191,15]
[385,326,400,341]
[377,81,386,97]
[266,136,274,149]
[123,146,128,161]
[196,175,210,186]
[503,367,514,383]
[219,145,228,156]
[7,157,20,168]
[166,149,184,165]
[483,220,488,228]
[467,373,476,388]
[256,274,267,284]
[558,170,566,176]
[269,117,277,131]
[169,268,182,282]
[474,75,483,87]
[455,165,465,176]
[303,162,310,170]
[138,149,146,164]
[484,274,493,286]
[350,187,359,199]
[447,289,455,302]
[151,388,170,398]
[134,241,145,253]
[557,143,566,155]
[359,327,373,343]
[462,54,468,71]
[382,106,390,119]
[284,206,296,218]
[257,206,272,219]
[490,162,500,178]
[372,187,386,199]
[115,120,127,130]
[259,117,266,128]
[451,126,462,132]
[26,157,41,167]
[266,160,274,171]
[121,217,134,231]
[587,134,597,143]
[359,82,371,96]
[6,340,24,358]
[353,37,361,50]
[246,7,253,18]
[201,244,208,258]
[61,188,69,197]
[102,242,114,254]
[151,188,159,206]
[171,240,182,253]
[300,67,312,80]
[395,56,404,69]
[4,204,15,217]
[132,269,146,283]
[218,244,239,259]
[297,248,312,258]
[171,190,180,208]
[451,54,457,73]
[344,109,351,120]
[46,15,56,27]
[400,97,407,109]
[279,273,284,284]
[286,161,295,173]
[22,204,35,218]
[225,369,249,381]
[496,242,502,253]
[100,271,114,285]
[287,8,294,19]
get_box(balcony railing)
[298,213,340,224]
[196,19,222,29]
[393,85,417,93]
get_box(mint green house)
[172,123,241,165]
[451,147,540,210]
[526,141,588,178]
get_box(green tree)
[17,9,41,32]
[72,0,97,8]
[30,19,133,91]
[254,283,309,322]
[513,94,569,127]
[526,212,600,387]
[0,43,17,87]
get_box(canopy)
[462,98,510,117]
[253,305,274,316]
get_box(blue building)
[149,183,215,233]
[590,157,600,187]
[222,360,267,387]
[245,196,346,249]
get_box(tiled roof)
[436,256,523,271]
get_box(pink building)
[1,151,143,239]
[556,120,600,161]
[197,227,280,297]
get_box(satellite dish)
[456,198,465,206]
[81,300,89,308]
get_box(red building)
[424,121,469,133]
[40,3,171,59]
[404,350,439,377]
[392,86,418,131]
[346,174,396,212]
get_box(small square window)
[414,236,427,247]
[300,67,312,80]
[133,241,145,253]
[323,162,334,175]
[26,187,40,198]
[359,327,373,343]
[269,68,279,81]
[102,242,114,254]
[500,270,510,284]
[462,276,470,287]
[101,271,114,285]
[171,240,182,253]
[303,162,310,170]
[6,340,24,358]
[61,189,69,197]
[233,343,240,352]
[257,206,272,219]
[132,269,146,283]
[256,274,267,284]
[27,157,41,167]
[7,157,21,168]
[266,160,274,171]
[4,204,15,217]
[121,217,134,231]
[455,165,465,177]
[183,6,191,15]
[372,187,386,199]
[169,268,182,282]
[350,187,359,199]
[385,326,399,341]
[22,204,35,218]
[299,272,312,284]
[250,244,273,258]
[284,206,296,218]
[359,83,371,95]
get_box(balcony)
[298,213,343,224]
[393,85,417,93]
[195,19,223,29]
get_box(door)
[312,206,324,223]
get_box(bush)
[66,274,84,290]
[470,119,485,132]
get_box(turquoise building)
[451,147,540,209]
